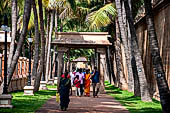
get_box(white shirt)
[76,72,84,84]
[70,72,75,85]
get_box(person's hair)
[79,68,82,73]
[94,67,97,70]
[86,69,89,74]
[76,69,79,72]
[64,71,68,78]
[76,75,79,79]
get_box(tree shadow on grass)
[122,95,141,101]
[106,91,122,94]
[0,90,56,113]
[129,107,162,113]
[105,82,162,113]
[35,90,56,96]
[105,85,122,94]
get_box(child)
[74,75,81,96]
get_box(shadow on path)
[36,94,129,113]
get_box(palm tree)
[45,10,54,81]
[34,0,46,91]
[8,0,17,71]
[32,0,40,80]
[8,0,32,85]
[86,1,134,91]
[144,0,170,112]
[115,0,136,93]
[115,18,128,89]
[121,0,135,93]
[44,9,50,80]
[123,0,152,101]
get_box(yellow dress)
[84,74,91,96]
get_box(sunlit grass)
[46,84,57,89]
[105,81,162,113]
[0,90,56,113]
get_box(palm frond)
[86,3,117,29]
[66,0,76,11]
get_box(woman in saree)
[59,71,71,111]
[84,69,91,96]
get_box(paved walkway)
[36,93,129,113]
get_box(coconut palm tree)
[86,1,134,91]
[114,0,137,93]
[8,0,32,85]
[34,0,46,91]
[123,0,152,102]
[32,0,40,80]
[115,18,128,89]
[8,0,17,71]
[45,10,54,81]
[144,0,170,112]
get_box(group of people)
[58,67,100,111]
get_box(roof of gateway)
[51,32,112,48]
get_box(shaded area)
[105,81,162,113]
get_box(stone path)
[36,93,129,113]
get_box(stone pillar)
[57,47,68,88]
[48,55,54,85]
[0,94,13,108]
[39,81,48,90]
[23,86,34,96]
[57,52,64,77]
[97,48,106,93]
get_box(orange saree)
[84,73,91,96]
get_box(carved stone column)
[57,47,68,87]
[97,48,106,93]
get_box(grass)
[46,84,57,89]
[0,90,56,113]
[105,81,162,113]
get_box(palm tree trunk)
[115,18,128,89]
[45,10,54,82]
[34,0,45,91]
[8,0,17,70]
[122,0,141,96]
[8,0,31,85]
[124,0,152,101]
[22,44,25,57]
[55,10,58,34]
[144,0,170,112]
[115,0,134,92]
[44,10,50,80]
[122,0,140,94]
[45,10,50,61]
[32,0,39,79]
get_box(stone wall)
[135,0,170,100]
[0,54,33,94]
[113,0,170,100]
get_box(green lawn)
[105,81,162,113]
[0,90,56,113]
[46,84,57,89]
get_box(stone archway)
[51,32,112,93]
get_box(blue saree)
[59,77,71,110]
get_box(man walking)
[91,67,100,98]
